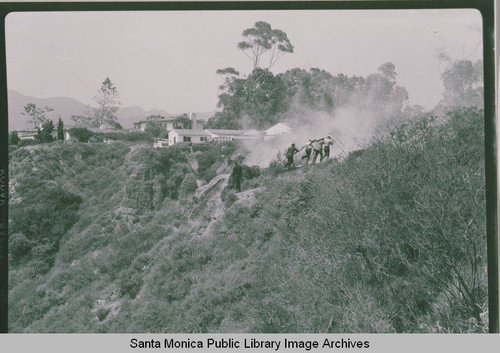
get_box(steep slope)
[8,108,488,333]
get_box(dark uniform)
[285,144,299,169]
[321,136,334,162]
[301,144,313,163]
[231,162,243,192]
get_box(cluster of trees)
[10,78,122,147]
[208,55,483,131]
[207,22,409,130]
[65,127,151,143]
[208,22,483,131]
[208,64,409,130]
[10,105,65,146]
[143,114,193,138]
[435,59,484,113]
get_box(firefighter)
[285,143,299,169]
[300,140,313,164]
[321,135,334,162]
[231,160,243,192]
[311,138,325,164]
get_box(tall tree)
[378,62,397,81]
[238,21,294,69]
[57,117,64,140]
[440,60,483,109]
[94,77,121,128]
[9,131,19,145]
[37,120,54,143]
[21,103,53,129]
[144,115,166,138]
[209,68,287,129]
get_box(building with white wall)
[168,129,210,146]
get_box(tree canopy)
[238,21,294,69]
[144,115,166,138]
[37,120,54,143]
[94,77,121,128]
[21,103,53,129]
[441,60,483,109]
[208,64,409,130]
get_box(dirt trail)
[191,174,229,217]
[189,173,230,238]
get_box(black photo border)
[0,0,496,334]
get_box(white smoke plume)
[242,103,394,168]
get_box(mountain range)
[7,90,214,131]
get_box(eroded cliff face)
[7,141,238,332]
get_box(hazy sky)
[5,9,482,113]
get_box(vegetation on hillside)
[8,106,486,333]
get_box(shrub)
[221,186,238,207]
[196,147,220,182]
[18,139,39,147]
[242,165,261,180]
[118,254,150,298]
[97,131,152,142]
[9,232,33,263]
[96,308,111,322]
[180,174,198,195]
[68,128,94,143]
[9,178,82,273]
[10,131,20,145]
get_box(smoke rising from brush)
[243,99,402,168]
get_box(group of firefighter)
[229,134,335,192]
[285,135,335,170]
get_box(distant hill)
[8,90,90,131]
[7,90,214,131]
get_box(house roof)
[206,129,265,137]
[15,130,38,134]
[170,129,210,137]
[133,117,177,124]
[243,129,265,136]
[265,123,291,135]
[205,129,248,136]
[134,118,206,125]
[88,127,124,133]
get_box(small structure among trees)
[134,114,206,136]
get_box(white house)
[168,129,210,146]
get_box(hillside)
[8,107,487,333]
